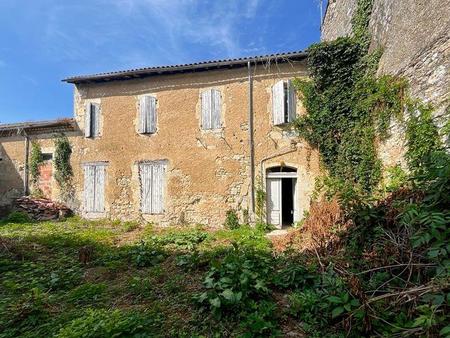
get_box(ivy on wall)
[54,134,73,193]
[30,141,43,185]
[294,0,407,196]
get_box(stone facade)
[0,60,321,226]
[322,0,450,166]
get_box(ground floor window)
[139,161,166,214]
[83,163,106,213]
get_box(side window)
[139,161,166,214]
[85,102,100,138]
[272,80,296,125]
[83,164,106,213]
[138,95,157,134]
[201,89,222,130]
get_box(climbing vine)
[54,134,73,192]
[30,141,43,185]
[294,0,407,196]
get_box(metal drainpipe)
[248,61,255,215]
[23,129,30,196]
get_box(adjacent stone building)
[0,52,321,227]
[322,0,450,165]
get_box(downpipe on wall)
[248,61,256,215]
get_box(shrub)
[147,229,208,251]
[224,209,240,230]
[128,241,165,267]
[196,246,272,317]
[67,283,107,305]
[56,308,161,338]
[5,211,31,223]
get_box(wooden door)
[266,178,282,229]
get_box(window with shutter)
[139,96,157,134]
[84,163,106,213]
[139,161,166,214]
[85,103,100,138]
[272,80,296,125]
[201,89,221,130]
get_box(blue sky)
[0,0,323,123]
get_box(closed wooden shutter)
[85,103,92,137]
[151,163,164,213]
[272,80,285,125]
[139,96,157,134]
[201,89,221,130]
[211,89,221,129]
[84,165,95,211]
[84,164,106,213]
[287,80,297,122]
[139,162,166,214]
[94,165,105,212]
[93,103,100,136]
[201,90,212,129]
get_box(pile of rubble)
[14,196,72,221]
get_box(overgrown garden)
[1,0,449,336]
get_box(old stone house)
[0,52,321,228]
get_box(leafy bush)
[5,211,31,224]
[67,283,107,305]
[56,308,161,338]
[147,229,208,251]
[128,241,165,267]
[224,209,240,230]
[196,246,272,316]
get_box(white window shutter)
[287,80,297,122]
[85,103,92,137]
[139,162,165,214]
[84,164,106,213]
[138,97,147,134]
[201,90,212,129]
[92,103,100,137]
[211,89,221,129]
[139,96,157,134]
[94,165,105,212]
[272,80,285,125]
[148,96,157,133]
[84,165,95,211]
[140,163,151,213]
[151,163,164,213]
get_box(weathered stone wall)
[0,61,321,226]
[322,0,450,166]
[323,0,449,112]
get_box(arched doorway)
[266,166,298,229]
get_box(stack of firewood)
[14,197,72,220]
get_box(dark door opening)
[282,178,294,226]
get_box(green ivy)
[30,141,43,185]
[294,0,407,196]
[405,102,442,171]
[53,134,73,190]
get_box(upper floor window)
[272,80,296,125]
[138,95,157,134]
[85,102,100,138]
[201,89,222,130]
